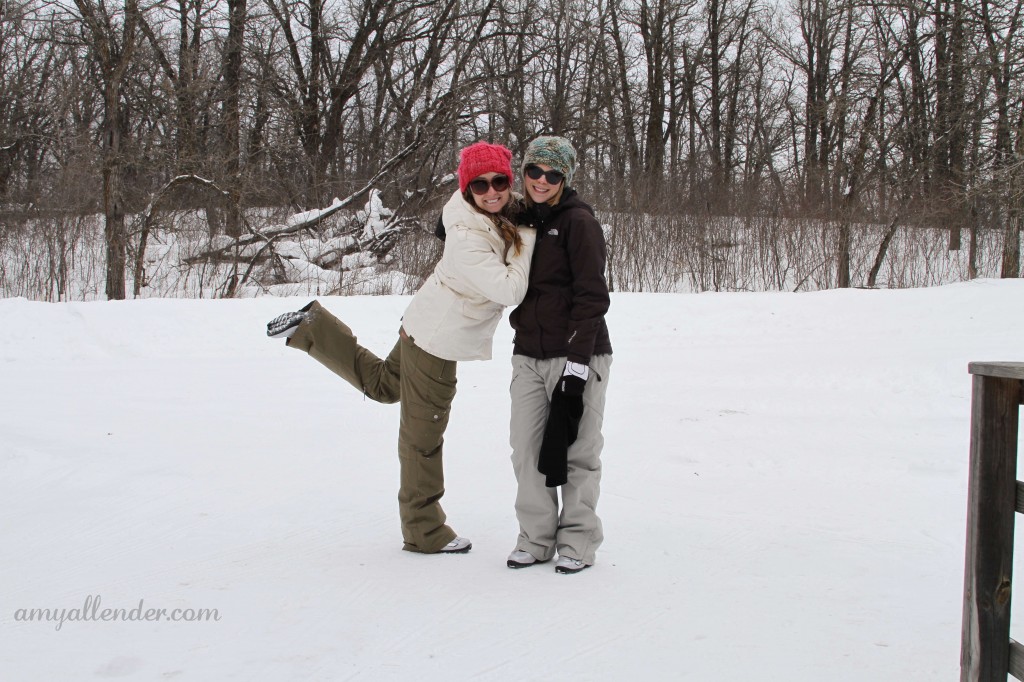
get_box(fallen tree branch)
[192,134,427,265]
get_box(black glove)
[558,361,589,397]
[538,387,584,487]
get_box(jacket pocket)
[461,299,501,320]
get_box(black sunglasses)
[524,165,565,185]
[468,175,510,195]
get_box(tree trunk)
[836,222,851,288]
[1002,211,1021,278]
[708,0,724,201]
[969,211,979,280]
[102,81,127,300]
[73,0,139,300]
[640,0,668,202]
[223,0,247,239]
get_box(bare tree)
[978,0,1024,277]
[0,0,70,204]
[137,0,215,171]
[221,0,247,237]
[931,0,969,248]
[71,0,141,300]
[260,0,432,198]
[776,0,847,212]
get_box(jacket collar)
[441,190,496,234]
[550,188,594,217]
[523,188,595,228]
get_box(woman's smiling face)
[524,163,563,204]
[469,172,511,213]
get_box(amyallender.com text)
[13,595,221,631]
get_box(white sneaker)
[555,556,590,574]
[507,550,544,569]
[438,537,472,553]
[266,311,308,339]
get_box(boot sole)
[507,558,550,569]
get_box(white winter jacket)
[401,191,536,361]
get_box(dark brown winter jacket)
[509,189,612,364]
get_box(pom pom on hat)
[522,136,578,185]
[457,142,514,193]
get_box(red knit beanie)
[457,142,514,193]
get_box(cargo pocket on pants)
[401,399,451,458]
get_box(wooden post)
[961,362,1024,682]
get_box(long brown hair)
[463,190,525,261]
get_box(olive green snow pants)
[287,301,459,553]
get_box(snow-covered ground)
[2,280,1023,680]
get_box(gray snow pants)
[509,353,612,565]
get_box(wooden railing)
[961,362,1024,682]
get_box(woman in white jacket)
[266,142,535,555]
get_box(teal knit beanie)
[522,136,577,185]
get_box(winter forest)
[1,0,1022,300]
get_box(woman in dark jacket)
[504,136,613,574]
